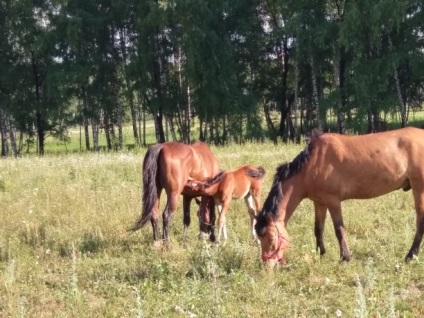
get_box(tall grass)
[1,142,424,317]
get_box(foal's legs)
[313,201,327,256]
[217,201,229,242]
[245,193,258,240]
[405,184,424,262]
[327,201,350,261]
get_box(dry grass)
[1,142,424,317]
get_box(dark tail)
[128,144,163,232]
[246,166,266,179]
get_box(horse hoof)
[198,232,210,241]
[340,255,351,262]
[405,254,417,263]
[210,233,216,242]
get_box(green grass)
[1,142,424,317]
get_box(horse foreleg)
[313,201,327,256]
[162,193,179,241]
[406,188,424,262]
[328,202,350,261]
[245,194,258,241]
[182,196,192,244]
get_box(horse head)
[255,213,290,268]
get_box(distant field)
[1,141,424,317]
[33,108,424,155]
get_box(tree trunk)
[0,108,9,157]
[199,117,205,141]
[263,101,277,144]
[293,57,300,143]
[310,54,322,130]
[103,109,112,150]
[388,34,408,127]
[167,116,177,142]
[83,116,90,150]
[278,36,290,139]
[335,47,347,134]
[142,103,146,147]
[119,28,139,146]
[8,115,17,157]
[186,84,191,144]
[154,110,165,143]
[116,98,123,150]
[152,31,165,144]
[31,51,44,155]
[18,131,23,154]
[36,111,45,155]
[92,118,99,151]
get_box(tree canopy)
[1,0,423,155]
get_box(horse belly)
[335,165,407,200]
[233,188,250,200]
[308,158,408,201]
[341,177,407,200]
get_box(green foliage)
[1,0,424,152]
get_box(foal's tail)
[189,171,226,192]
[128,144,163,232]
[246,166,266,179]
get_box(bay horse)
[128,141,223,242]
[255,127,424,268]
[186,165,265,242]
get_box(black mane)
[255,130,321,237]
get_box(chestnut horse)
[128,141,223,242]
[255,127,424,267]
[186,165,265,242]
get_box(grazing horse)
[255,127,424,268]
[186,165,265,242]
[128,141,223,242]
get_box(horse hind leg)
[151,188,163,241]
[405,184,424,262]
[327,201,351,261]
[314,201,327,256]
[162,192,179,242]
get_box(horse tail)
[246,166,266,179]
[192,171,226,191]
[128,144,163,232]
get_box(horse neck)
[277,178,304,224]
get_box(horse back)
[189,142,221,179]
[221,165,264,199]
[304,127,424,200]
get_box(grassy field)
[1,141,424,317]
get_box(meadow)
[1,138,424,317]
